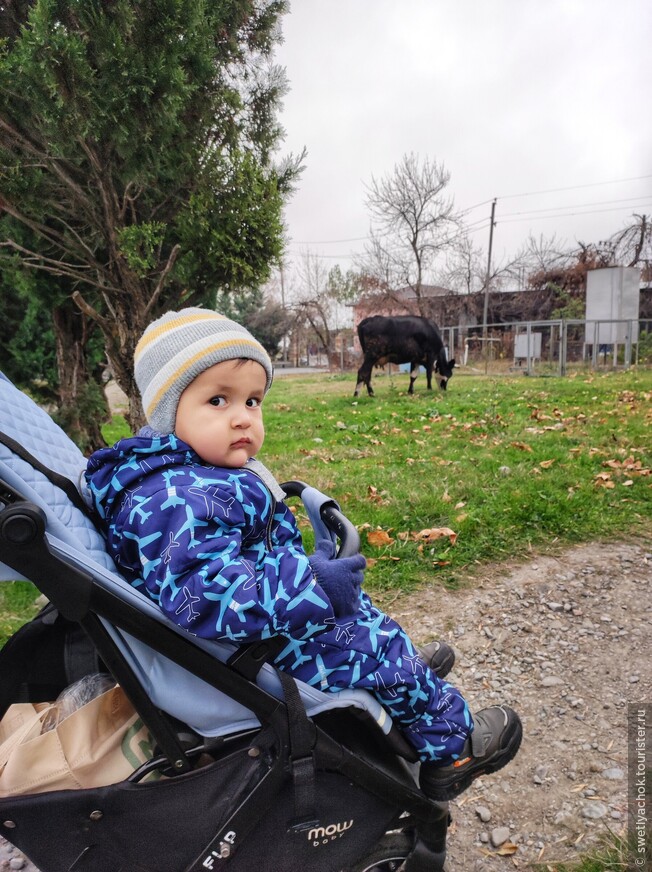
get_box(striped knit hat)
[134,308,273,433]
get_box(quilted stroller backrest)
[0,373,392,739]
[0,373,116,577]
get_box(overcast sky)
[274,0,652,282]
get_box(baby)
[86,308,521,799]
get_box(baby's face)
[174,359,266,468]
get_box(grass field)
[1,370,650,870]
[98,367,652,600]
[2,367,651,646]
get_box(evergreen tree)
[0,0,299,432]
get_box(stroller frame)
[0,387,451,872]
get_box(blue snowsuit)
[86,434,472,762]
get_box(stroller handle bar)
[280,480,361,558]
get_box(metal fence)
[439,318,652,378]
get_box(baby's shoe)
[419,640,455,679]
[419,705,522,801]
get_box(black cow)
[354,315,455,397]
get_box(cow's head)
[435,354,455,390]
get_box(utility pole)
[482,198,497,337]
[279,261,289,363]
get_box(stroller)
[0,372,450,872]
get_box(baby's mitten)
[308,540,366,618]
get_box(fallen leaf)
[367,529,395,547]
[441,492,452,503]
[539,459,556,468]
[495,842,519,856]
[413,527,457,546]
[511,441,533,452]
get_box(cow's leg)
[426,355,435,390]
[408,362,419,394]
[354,356,375,397]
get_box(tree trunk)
[52,301,109,454]
[72,276,150,434]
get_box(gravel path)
[394,539,652,870]
[2,539,650,871]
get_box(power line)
[497,174,652,201]
[500,194,652,219]
[499,202,652,224]
[284,175,652,255]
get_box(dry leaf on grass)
[367,529,395,547]
[412,527,457,546]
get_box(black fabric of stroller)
[2,744,266,872]
[1,740,400,872]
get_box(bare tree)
[605,213,651,269]
[293,252,337,362]
[357,154,461,315]
[439,233,486,295]
[519,233,571,275]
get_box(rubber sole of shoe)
[421,713,523,801]
[420,642,456,680]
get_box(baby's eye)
[209,396,227,407]
[246,397,261,408]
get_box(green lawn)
[2,367,651,644]
[106,367,652,598]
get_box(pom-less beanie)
[134,308,273,433]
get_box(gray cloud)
[276,0,652,270]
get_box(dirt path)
[394,538,652,870]
[2,539,650,871]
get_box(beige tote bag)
[0,685,155,796]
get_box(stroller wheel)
[349,832,411,872]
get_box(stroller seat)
[0,373,449,872]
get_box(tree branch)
[71,290,112,331]
[0,118,98,218]
[145,244,181,316]
[0,239,119,293]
